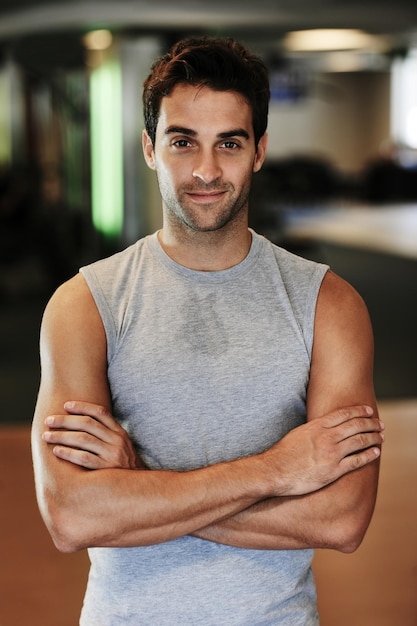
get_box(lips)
[187,192,227,205]
[189,190,225,197]
[184,186,229,202]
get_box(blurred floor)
[0,398,416,625]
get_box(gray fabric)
[79,230,328,625]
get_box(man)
[32,37,383,625]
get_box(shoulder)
[41,273,105,360]
[315,270,371,331]
[80,238,151,315]
[43,273,99,327]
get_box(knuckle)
[337,407,351,421]
[357,433,368,448]
[350,453,363,469]
[114,432,125,444]
[79,432,92,445]
[80,415,93,429]
[350,417,361,430]
[79,450,94,467]
[96,404,109,418]
[114,451,126,467]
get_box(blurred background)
[0,1,416,625]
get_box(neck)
[157,224,252,271]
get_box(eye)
[172,139,193,148]
[221,140,240,150]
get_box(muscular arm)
[193,271,381,553]
[32,273,382,553]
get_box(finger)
[50,436,140,470]
[52,444,106,470]
[322,405,374,428]
[42,425,138,468]
[339,429,384,458]
[63,401,121,432]
[42,428,109,456]
[44,413,119,446]
[338,445,381,476]
[335,417,385,442]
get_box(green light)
[90,56,124,238]
[0,68,12,165]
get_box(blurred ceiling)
[1,0,417,76]
[0,0,417,42]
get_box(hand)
[262,405,384,497]
[42,401,145,470]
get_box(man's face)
[143,84,267,234]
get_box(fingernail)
[44,416,54,426]
[64,401,75,410]
[366,406,373,415]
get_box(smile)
[186,190,227,203]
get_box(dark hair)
[143,36,270,147]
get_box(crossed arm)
[32,271,383,554]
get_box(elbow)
[50,519,85,554]
[38,492,89,554]
[334,528,365,554]
[324,468,379,554]
[52,535,81,554]
[330,514,372,554]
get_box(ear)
[142,129,156,170]
[253,132,268,173]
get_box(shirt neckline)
[147,229,263,284]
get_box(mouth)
[186,189,228,204]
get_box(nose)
[192,149,222,184]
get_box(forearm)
[35,448,268,553]
[34,398,383,553]
[193,463,379,553]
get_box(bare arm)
[32,273,383,553]
[193,271,382,552]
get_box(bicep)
[307,270,377,419]
[32,274,111,493]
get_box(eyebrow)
[219,129,250,141]
[165,126,197,137]
[164,126,250,141]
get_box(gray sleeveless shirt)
[79,230,328,625]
